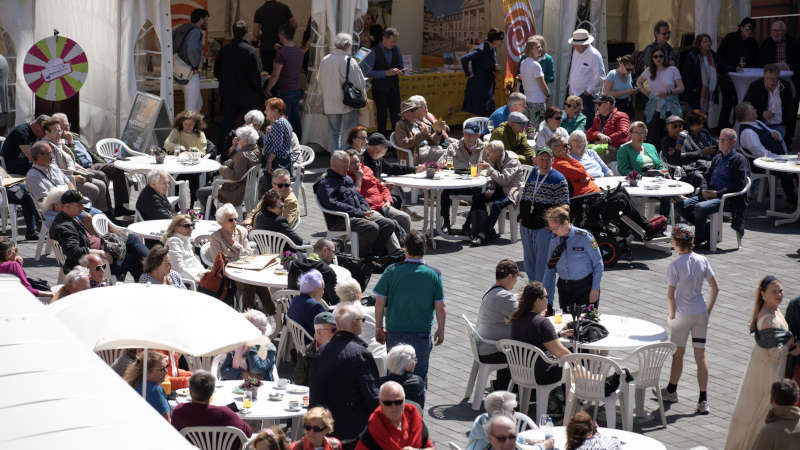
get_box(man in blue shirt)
[544,205,603,313]
[360,28,404,136]
[489,92,526,129]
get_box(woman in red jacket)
[346,149,411,235]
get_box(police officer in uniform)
[544,205,604,313]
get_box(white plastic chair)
[462,117,491,135]
[95,349,124,366]
[389,132,418,203]
[630,342,676,428]
[314,195,359,258]
[180,426,249,450]
[248,229,311,255]
[462,314,508,410]
[448,443,463,450]
[51,240,67,284]
[561,353,632,430]
[95,138,146,161]
[277,316,314,366]
[205,165,260,220]
[186,354,226,374]
[496,165,533,242]
[512,411,538,433]
[497,339,567,421]
[34,202,52,260]
[272,289,299,339]
[200,241,214,267]
[0,186,19,242]
[293,145,315,216]
[709,176,751,251]
[91,213,125,236]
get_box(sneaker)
[655,387,678,403]
[696,400,710,414]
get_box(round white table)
[114,154,221,175]
[127,219,220,241]
[754,155,800,225]
[225,263,352,290]
[549,314,667,352]
[728,68,794,104]
[594,176,694,198]
[519,426,665,450]
[383,171,487,247]
[176,379,308,439]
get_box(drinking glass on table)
[554,309,563,325]
[446,155,454,170]
[243,391,253,411]
[470,163,478,177]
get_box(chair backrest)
[248,229,290,255]
[561,353,623,401]
[185,355,218,372]
[461,314,488,361]
[512,411,537,433]
[518,164,533,188]
[314,194,350,234]
[91,213,117,236]
[285,316,314,356]
[295,145,316,169]
[632,342,676,387]
[496,339,555,387]
[95,349,123,366]
[243,165,261,211]
[448,442,464,450]
[389,132,414,166]
[95,138,135,161]
[199,242,214,267]
[180,426,248,450]
[51,240,66,266]
[463,117,491,135]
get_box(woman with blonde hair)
[725,276,800,450]
[123,351,171,421]
[561,95,586,135]
[162,214,207,284]
[288,407,341,450]
[519,38,549,129]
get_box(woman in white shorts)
[661,224,719,415]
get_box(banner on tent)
[502,0,536,86]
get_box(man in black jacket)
[716,17,758,129]
[135,168,175,220]
[362,133,423,211]
[676,128,749,248]
[743,64,796,146]
[252,188,303,246]
[215,20,263,145]
[288,239,339,305]
[309,304,379,446]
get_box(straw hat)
[400,99,419,114]
[568,29,594,45]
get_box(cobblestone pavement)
[13,148,800,450]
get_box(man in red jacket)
[355,381,433,450]
[346,149,411,236]
[586,95,631,148]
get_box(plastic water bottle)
[544,417,554,439]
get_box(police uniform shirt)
[546,226,604,290]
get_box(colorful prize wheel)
[23,35,88,101]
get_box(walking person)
[360,28,404,136]
[173,8,209,114]
[660,224,719,415]
[318,33,366,152]
[264,23,304,140]
[567,29,605,126]
[461,28,504,117]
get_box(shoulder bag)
[342,56,366,109]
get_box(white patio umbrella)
[48,283,269,397]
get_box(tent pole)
[115,0,122,136]
[142,348,148,398]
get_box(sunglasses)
[652,54,665,59]
[181,223,194,229]
[274,183,291,188]
[227,218,238,223]
[670,123,683,128]
[564,103,577,108]
[491,433,518,442]
[552,116,562,121]
[381,399,405,406]
[304,425,327,432]
[94,264,106,272]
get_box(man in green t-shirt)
[490,111,535,164]
[374,230,446,382]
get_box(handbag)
[101,230,128,263]
[173,25,194,83]
[566,318,610,343]
[198,250,236,305]
[342,57,366,109]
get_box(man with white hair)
[355,381,433,450]
[135,168,175,220]
[489,92,527,129]
[310,304,380,446]
[484,415,524,450]
[314,150,400,257]
[318,32,366,152]
[79,253,108,288]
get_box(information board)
[121,91,172,151]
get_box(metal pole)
[115,0,122,136]
[142,348,148,398]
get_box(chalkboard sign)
[121,91,172,151]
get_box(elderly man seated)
[24,141,76,203]
[310,304,380,446]
[355,381,433,450]
[288,269,328,337]
[50,190,148,281]
[288,239,339,306]
[244,168,298,229]
[293,311,338,385]
[736,102,797,205]
[469,140,526,246]
[489,92,527,129]
[744,64,796,143]
[676,128,749,248]
[136,168,176,220]
[585,95,630,148]
[346,149,410,237]
[314,150,400,258]
[490,111,535,164]
[171,370,252,444]
[79,253,108,288]
[394,98,445,163]
[437,122,486,234]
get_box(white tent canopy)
[0,281,195,449]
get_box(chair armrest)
[289,243,313,252]
[319,207,352,234]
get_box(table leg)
[290,416,303,440]
[622,381,634,431]
[768,173,800,226]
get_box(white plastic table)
[383,171,487,247]
[127,219,220,242]
[519,426,665,450]
[175,379,308,439]
[114,155,221,175]
[594,176,694,198]
[549,314,667,352]
[754,155,800,225]
[728,68,793,104]
[225,264,352,290]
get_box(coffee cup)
[277,378,289,389]
[288,400,301,409]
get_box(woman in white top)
[568,130,612,178]
[519,38,549,130]
[636,49,684,146]
[162,214,208,284]
[334,278,383,355]
[535,106,569,149]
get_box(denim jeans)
[326,110,359,152]
[470,189,511,239]
[280,89,304,141]
[678,195,721,245]
[520,225,556,304]
[386,331,433,383]
[111,234,149,282]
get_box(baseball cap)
[367,132,388,147]
[314,311,336,326]
[536,147,553,156]
[665,115,684,125]
[593,95,615,104]
[463,122,481,135]
[507,111,529,124]
[60,189,92,209]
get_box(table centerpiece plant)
[280,251,296,269]
[423,161,439,179]
[626,169,641,187]
[182,208,203,223]
[240,375,262,398]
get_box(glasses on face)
[552,116,562,121]
[564,103,577,108]
[491,433,518,442]
[274,183,291,188]
[381,399,405,406]
[181,223,194,229]
[670,123,683,129]
[355,135,367,141]
[652,54,665,59]
[304,425,327,432]
[227,217,237,223]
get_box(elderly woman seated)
[197,126,261,215]
[379,344,426,408]
[162,214,208,285]
[466,391,545,450]
[51,266,90,302]
[253,189,303,247]
[135,168,175,220]
[222,109,266,161]
[221,309,277,381]
[0,237,52,298]
[287,269,328,337]
[139,245,186,288]
[568,130,613,178]
[394,98,445,163]
[207,203,273,314]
